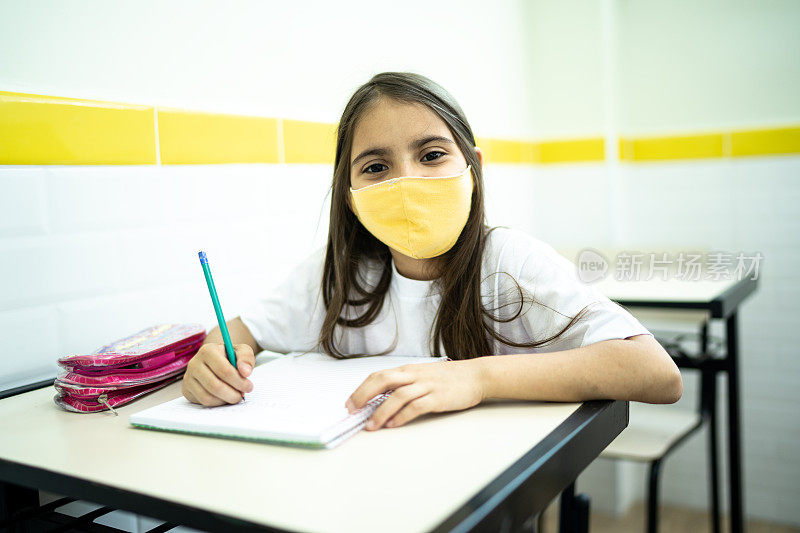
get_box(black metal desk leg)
[559,482,590,533]
[559,482,575,533]
[575,493,590,533]
[706,371,721,533]
[1,481,39,533]
[726,311,744,533]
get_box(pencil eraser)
[198,251,208,264]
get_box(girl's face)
[349,97,469,191]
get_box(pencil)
[198,250,237,367]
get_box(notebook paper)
[129,351,448,449]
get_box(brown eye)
[364,163,388,174]
[423,151,445,162]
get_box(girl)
[182,72,682,431]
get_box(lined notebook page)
[129,352,447,448]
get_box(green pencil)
[198,250,237,367]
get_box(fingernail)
[345,399,354,412]
[241,364,252,375]
[246,381,253,392]
[366,419,375,430]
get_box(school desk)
[597,276,758,533]
[0,365,627,533]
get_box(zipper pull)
[98,394,118,416]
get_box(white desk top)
[0,358,582,533]
[593,276,739,303]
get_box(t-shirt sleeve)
[502,232,653,352]
[236,246,327,354]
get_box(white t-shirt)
[238,227,652,357]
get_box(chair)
[600,309,723,533]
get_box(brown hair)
[317,71,590,360]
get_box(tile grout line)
[723,131,732,158]
[277,118,285,164]
[153,105,161,165]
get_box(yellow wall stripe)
[538,138,605,163]
[158,109,279,164]
[731,126,800,157]
[476,137,604,163]
[283,120,337,164]
[0,91,156,164]
[1,91,799,165]
[479,139,534,164]
[620,132,724,161]
[474,137,494,162]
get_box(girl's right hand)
[182,343,255,406]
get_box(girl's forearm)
[473,335,683,404]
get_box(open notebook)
[129,351,448,449]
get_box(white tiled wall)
[0,163,333,391]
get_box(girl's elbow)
[637,366,682,404]
[662,366,683,404]
[650,339,683,403]
[630,336,683,404]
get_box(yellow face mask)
[349,165,474,259]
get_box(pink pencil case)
[54,323,206,414]
[54,377,184,413]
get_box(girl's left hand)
[344,359,486,430]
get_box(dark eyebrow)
[350,135,455,168]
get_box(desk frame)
[1,379,627,533]
[613,276,757,533]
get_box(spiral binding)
[322,355,452,445]
[321,391,394,446]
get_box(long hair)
[318,71,589,360]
